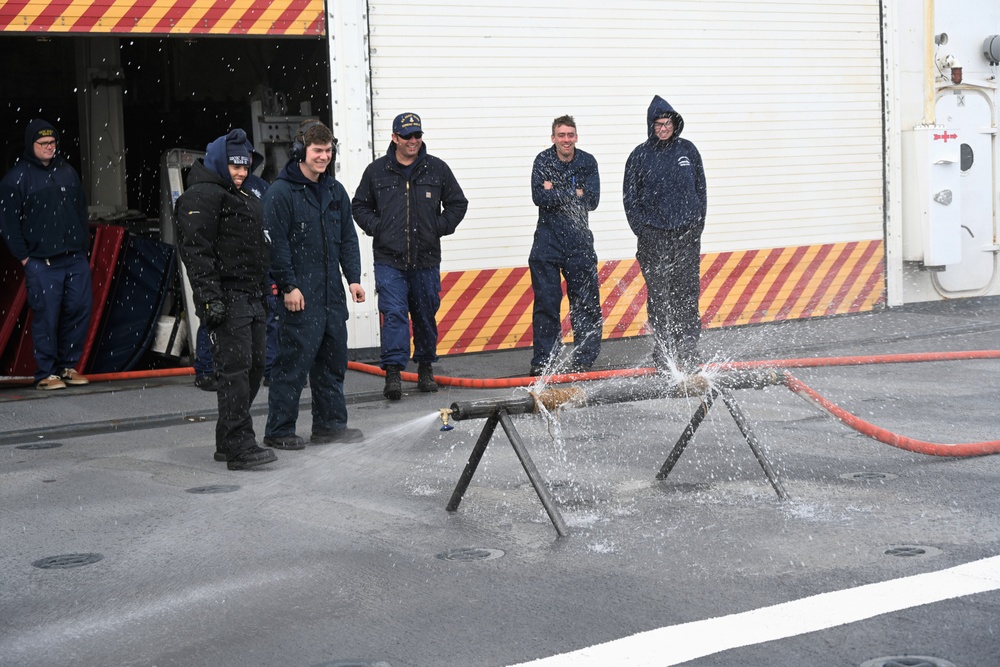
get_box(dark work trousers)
[194,325,213,377]
[529,255,603,369]
[374,263,441,369]
[211,292,267,455]
[22,251,93,382]
[265,305,349,438]
[196,293,278,379]
[635,226,703,370]
[264,293,278,378]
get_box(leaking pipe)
[447,368,785,422]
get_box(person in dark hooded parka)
[0,119,93,390]
[176,128,277,471]
[623,95,707,374]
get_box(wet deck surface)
[2,297,999,667]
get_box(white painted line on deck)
[509,555,1000,666]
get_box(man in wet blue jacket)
[0,119,93,390]
[263,120,366,450]
[176,128,276,470]
[529,114,602,376]
[352,112,468,401]
[623,95,707,374]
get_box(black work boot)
[417,362,438,393]
[383,365,403,401]
[227,444,277,471]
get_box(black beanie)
[225,129,251,166]
[25,119,59,146]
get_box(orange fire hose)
[347,351,1000,457]
[783,372,1000,457]
[4,350,998,457]
[0,366,194,386]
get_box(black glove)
[202,300,226,329]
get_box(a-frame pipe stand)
[657,387,789,499]
[446,407,570,537]
[446,384,787,538]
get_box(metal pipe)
[446,369,786,422]
[447,394,537,421]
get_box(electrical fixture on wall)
[984,35,1000,66]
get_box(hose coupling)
[439,408,454,431]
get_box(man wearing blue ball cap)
[352,112,469,401]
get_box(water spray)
[440,368,790,537]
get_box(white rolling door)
[364,0,884,272]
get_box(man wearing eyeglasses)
[623,95,707,375]
[0,119,93,390]
[352,112,468,401]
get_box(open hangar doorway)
[0,33,331,373]
[0,33,332,228]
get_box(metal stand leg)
[446,410,500,512]
[657,390,718,480]
[446,408,569,537]
[719,389,789,499]
[497,409,569,537]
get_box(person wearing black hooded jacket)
[623,95,707,374]
[175,128,276,471]
[0,119,93,390]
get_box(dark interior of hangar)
[0,34,331,222]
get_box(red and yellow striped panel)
[0,0,324,35]
[437,240,885,356]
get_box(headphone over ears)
[290,119,327,163]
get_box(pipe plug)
[439,408,454,431]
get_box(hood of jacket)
[276,156,333,209]
[22,119,59,167]
[646,95,685,142]
[185,157,230,191]
[203,128,263,185]
[277,157,328,186]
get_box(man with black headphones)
[262,120,367,451]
